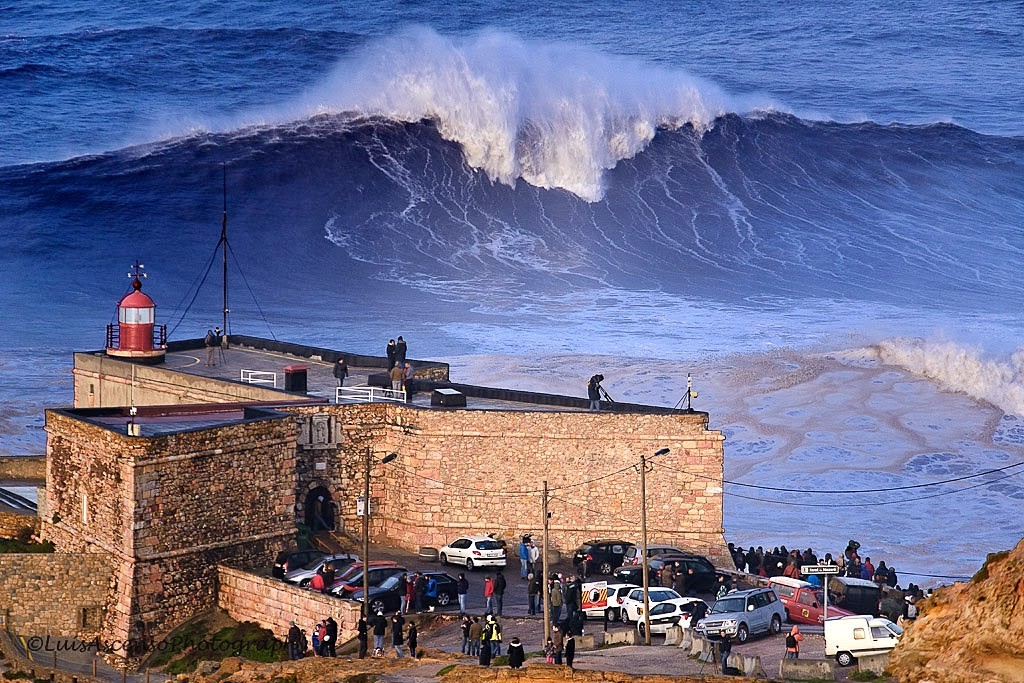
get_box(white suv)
[619,587,696,624]
[439,535,507,570]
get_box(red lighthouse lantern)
[105,261,167,364]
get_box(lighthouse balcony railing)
[336,386,407,404]
[105,323,167,349]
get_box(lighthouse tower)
[105,261,167,364]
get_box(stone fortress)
[1,279,727,664]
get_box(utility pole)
[641,447,669,646]
[362,446,371,617]
[542,480,550,642]
[640,451,651,645]
[221,165,229,344]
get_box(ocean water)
[2,1,1023,583]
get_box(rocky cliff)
[888,537,1024,683]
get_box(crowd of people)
[726,539,927,623]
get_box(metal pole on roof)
[362,446,371,617]
[641,452,651,645]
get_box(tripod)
[598,385,615,403]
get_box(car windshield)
[711,597,747,614]
[475,540,502,550]
[887,623,903,637]
[301,557,325,571]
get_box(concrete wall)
[0,554,110,639]
[217,565,359,643]
[0,510,37,539]
[41,408,298,658]
[0,455,46,479]
[72,353,288,408]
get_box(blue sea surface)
[1,0,1023,578]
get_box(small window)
[871,626,889,639]
[854,628,866,640]
[612,545,624,554]
[797,591,816,606]
[774,585,796,599]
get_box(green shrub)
[435,665,456,677]
[0,538,55,553]
[849,672,883,682]
[3,671,32,680]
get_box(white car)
[637,598,709,638]
[581,582,639,621]
[439,535,507,570]
[619,587,696,624]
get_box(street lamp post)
[640,447,670,646]
[362,447,398,616]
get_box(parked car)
[828,576,882,616]
[637,598,709,638]
[824,615,902,666]
[612,553,722,594]
[439,535,507,570]
[581,582,639,621]
[572,539,634,576]
[284,553,359,586]
[330,564,407,597]
[768,576,855,625]
[694,587,787,643]
[622,545,684,566]
[349,571,459,614]
[619,587,697,624]
[272,549,324,579]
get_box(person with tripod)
[587,374,604,411]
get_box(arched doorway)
[304,486,335,532]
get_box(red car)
[769,576,855,625]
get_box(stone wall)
[217,565,360,643]
[41,408,298,659]
[0,455,46,480]
[72,353,287,408]
[0,510,37,539]
[283,402,727,562]
[0,553,111,639]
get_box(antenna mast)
[221,164,229,341]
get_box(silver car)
[695,587,786,643]
[283,553,358,586]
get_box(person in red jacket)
[483,576,495,614]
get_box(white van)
[824,615,903,666]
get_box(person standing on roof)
[390,361,403,392]
[587,374,604,411]
[204,329,216,367]
[333,357,348,387]
[386,339,397,369]
[395,336,407,364]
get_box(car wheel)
[736,623,749,643]
[436,592,451,606]
[466,558,475,571]
[439,553,448,566]
[299,578,310,587]
[836,651,855,667]
[599,561,614,575]
[621,609,630,624]
[770,614,782,634]
[606,607,617,621]
[370,598,386,614]
[638,622,646,638]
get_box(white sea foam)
[290,27,757,201]
[872,339,1024,415]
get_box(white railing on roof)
[240,369,278,387]
[336,386,407,404]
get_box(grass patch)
[0,539,54,553]
[150,615,286,673]
[3,672,32,680]
[491,655,508,666]
[435,665,457,677]
[849,671,883,681]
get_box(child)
[545,637,555,664]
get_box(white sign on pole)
[802,564,840,575]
